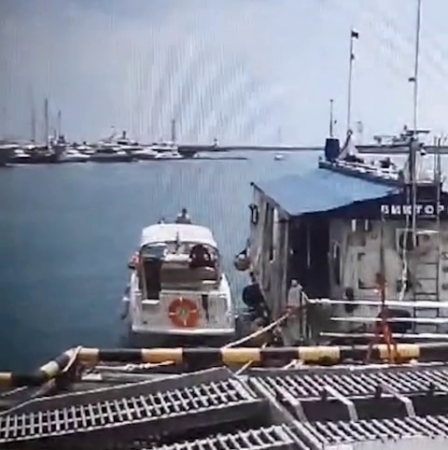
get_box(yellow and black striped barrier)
[0,349,75,389]
[74,344,421,366]
[2,342,448,388]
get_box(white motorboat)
[75,144,94,154]
[58,149,91,163]
[151,142,179,153]
[0,144,19,166]
[155,150,183,160]
[133,147,158,160]
[115,130,143,152]
[0,143,20,151]
[122,223,235,347]
[274,153,284,161]
[94,141,121,152]
[9,149,32,164]
[90,148,134,162]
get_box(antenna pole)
[30,87,36,143]
[171,119,176,143]
[408,0,422,246]
[412,0,422,134]
[434,137,442,304]
[346,35,354,134]
[57,110,62,138]
[346,30,359,134]
[329,99,334,137]
[44,98,49,148]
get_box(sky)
[1,0,448,145]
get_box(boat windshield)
[160,261,218,290]
[141,242,218,258]
[140,243,219,293]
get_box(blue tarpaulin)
[255,168,399,217]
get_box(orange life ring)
[168,297,200,328]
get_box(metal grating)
[249,364,448,400]
[0,368,265,446]
[295,415,448,447]
[149,425,301,450]
[346,436,448,450]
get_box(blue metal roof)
[255,167,399,216]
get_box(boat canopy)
[140,223,217,248]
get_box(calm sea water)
[0,150,319,371]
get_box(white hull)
[134,150,158,160]
[155,152,183,160]
[122,223,235,346]
[127,326,234,348]
[357,144,408,154]
[151,143,178,153]
[59,155,90,163]
[124,274,235,343]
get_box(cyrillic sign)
[380,204,445,216]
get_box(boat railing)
[303,297,448,340]
[335,159,400,179]
[284,283,313,341]
[320,157,440,186]
[319,158,402,185]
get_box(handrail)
[306,298,448,308]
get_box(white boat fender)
[127,252,139,270]
[286,280,302,315]
[234,248,251,271]
[121,286,130,319]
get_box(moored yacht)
[58,148,91,163]
[154,150,183,160]
[122,221,235,347]
[115,130,143,153]
[151,141,179,153]
[75,143,95,154]
[90,147,134,163]
[133,147,158,160]
[0,143,18,166]
[9,147,58,164]
[9,148,32,164]
[356,125,437,153]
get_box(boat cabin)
[137,224,221,299]
[246,138,448,344]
